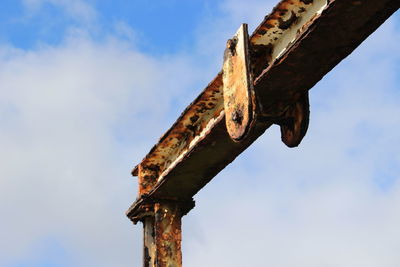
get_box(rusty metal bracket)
[127,196,195,225]
[274,92,310,147]
[222,24,310,147]
[223,24,256,142]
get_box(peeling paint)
[251,0,327,73]
[136,76,224,195]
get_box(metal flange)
[222,24,256,142]
[223,24,310,147]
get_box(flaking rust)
[223,24,256,142]
[141,202,184,267]
[138,200,194,267]
[135,75,224,196]
[154,202,182,267]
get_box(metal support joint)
[127,198,195,267]
[222,24,310,147]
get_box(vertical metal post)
[154,202,182,267]
[143,216,156,267]
[141,200,193,267]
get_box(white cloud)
[0,26,202,266]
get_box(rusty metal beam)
[127,0,399,266]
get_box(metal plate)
[279,92,310,147]
[222,24,255,142]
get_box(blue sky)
[0,0,222,53]
[0,1,399,266]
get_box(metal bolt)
[228,37,238,56]
[231,109,243,125]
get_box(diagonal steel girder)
[127,0,399,266]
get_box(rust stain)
[136,75,224,195]
[143,216,156,267]
[300,0,314,4]
[278,11,299,30]
[138,200,193,267]
[250,0,327,76]
[154,202,182,267]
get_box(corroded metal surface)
[154,202,182,267]
[139,201,192,267]
[223,24,255,141]
[250,0,328,77]
[143,216,156,267]
[135,75,224,195]
[128,0,398,213]
[276,92,310,147]
[128,0,399,265]
[129,197,195,225]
